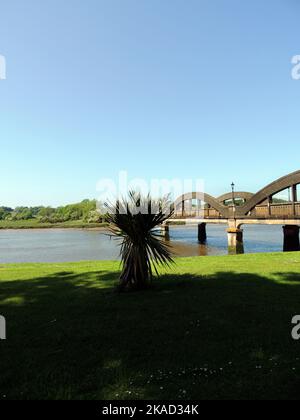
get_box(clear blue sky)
[0,0,300,207]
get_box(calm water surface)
[0,225,284,263]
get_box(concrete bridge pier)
[160,223,170,240]
[227,228,244,254]
[283,225,300,252]
[227,219,244,254]
[198,223,207,243]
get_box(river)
[0,225,285,263]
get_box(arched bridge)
[167,170,300,254]
[172,170,300,222]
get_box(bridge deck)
[170,218,300,226]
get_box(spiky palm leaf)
[105,192,174,291]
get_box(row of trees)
[0,200,104,223]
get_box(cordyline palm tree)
[105,192,174,292]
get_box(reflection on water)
[0,224,284,263]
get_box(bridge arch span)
[173,192,228,218]
[238,170,300,216]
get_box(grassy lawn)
[0,219,108,230]
[1,253,300,400]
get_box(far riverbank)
[0,220,109,230]
[0,219,186,230]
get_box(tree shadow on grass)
[1,269,300,400]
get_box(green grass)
[0,219,108,229]
[1,253,300,400]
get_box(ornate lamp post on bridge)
[231,182,236,218]
[227,181,244,254]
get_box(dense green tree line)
[0,200,104,223]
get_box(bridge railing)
[173,203,300,219]
[252,202,300,218]
[173,208,222,219]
